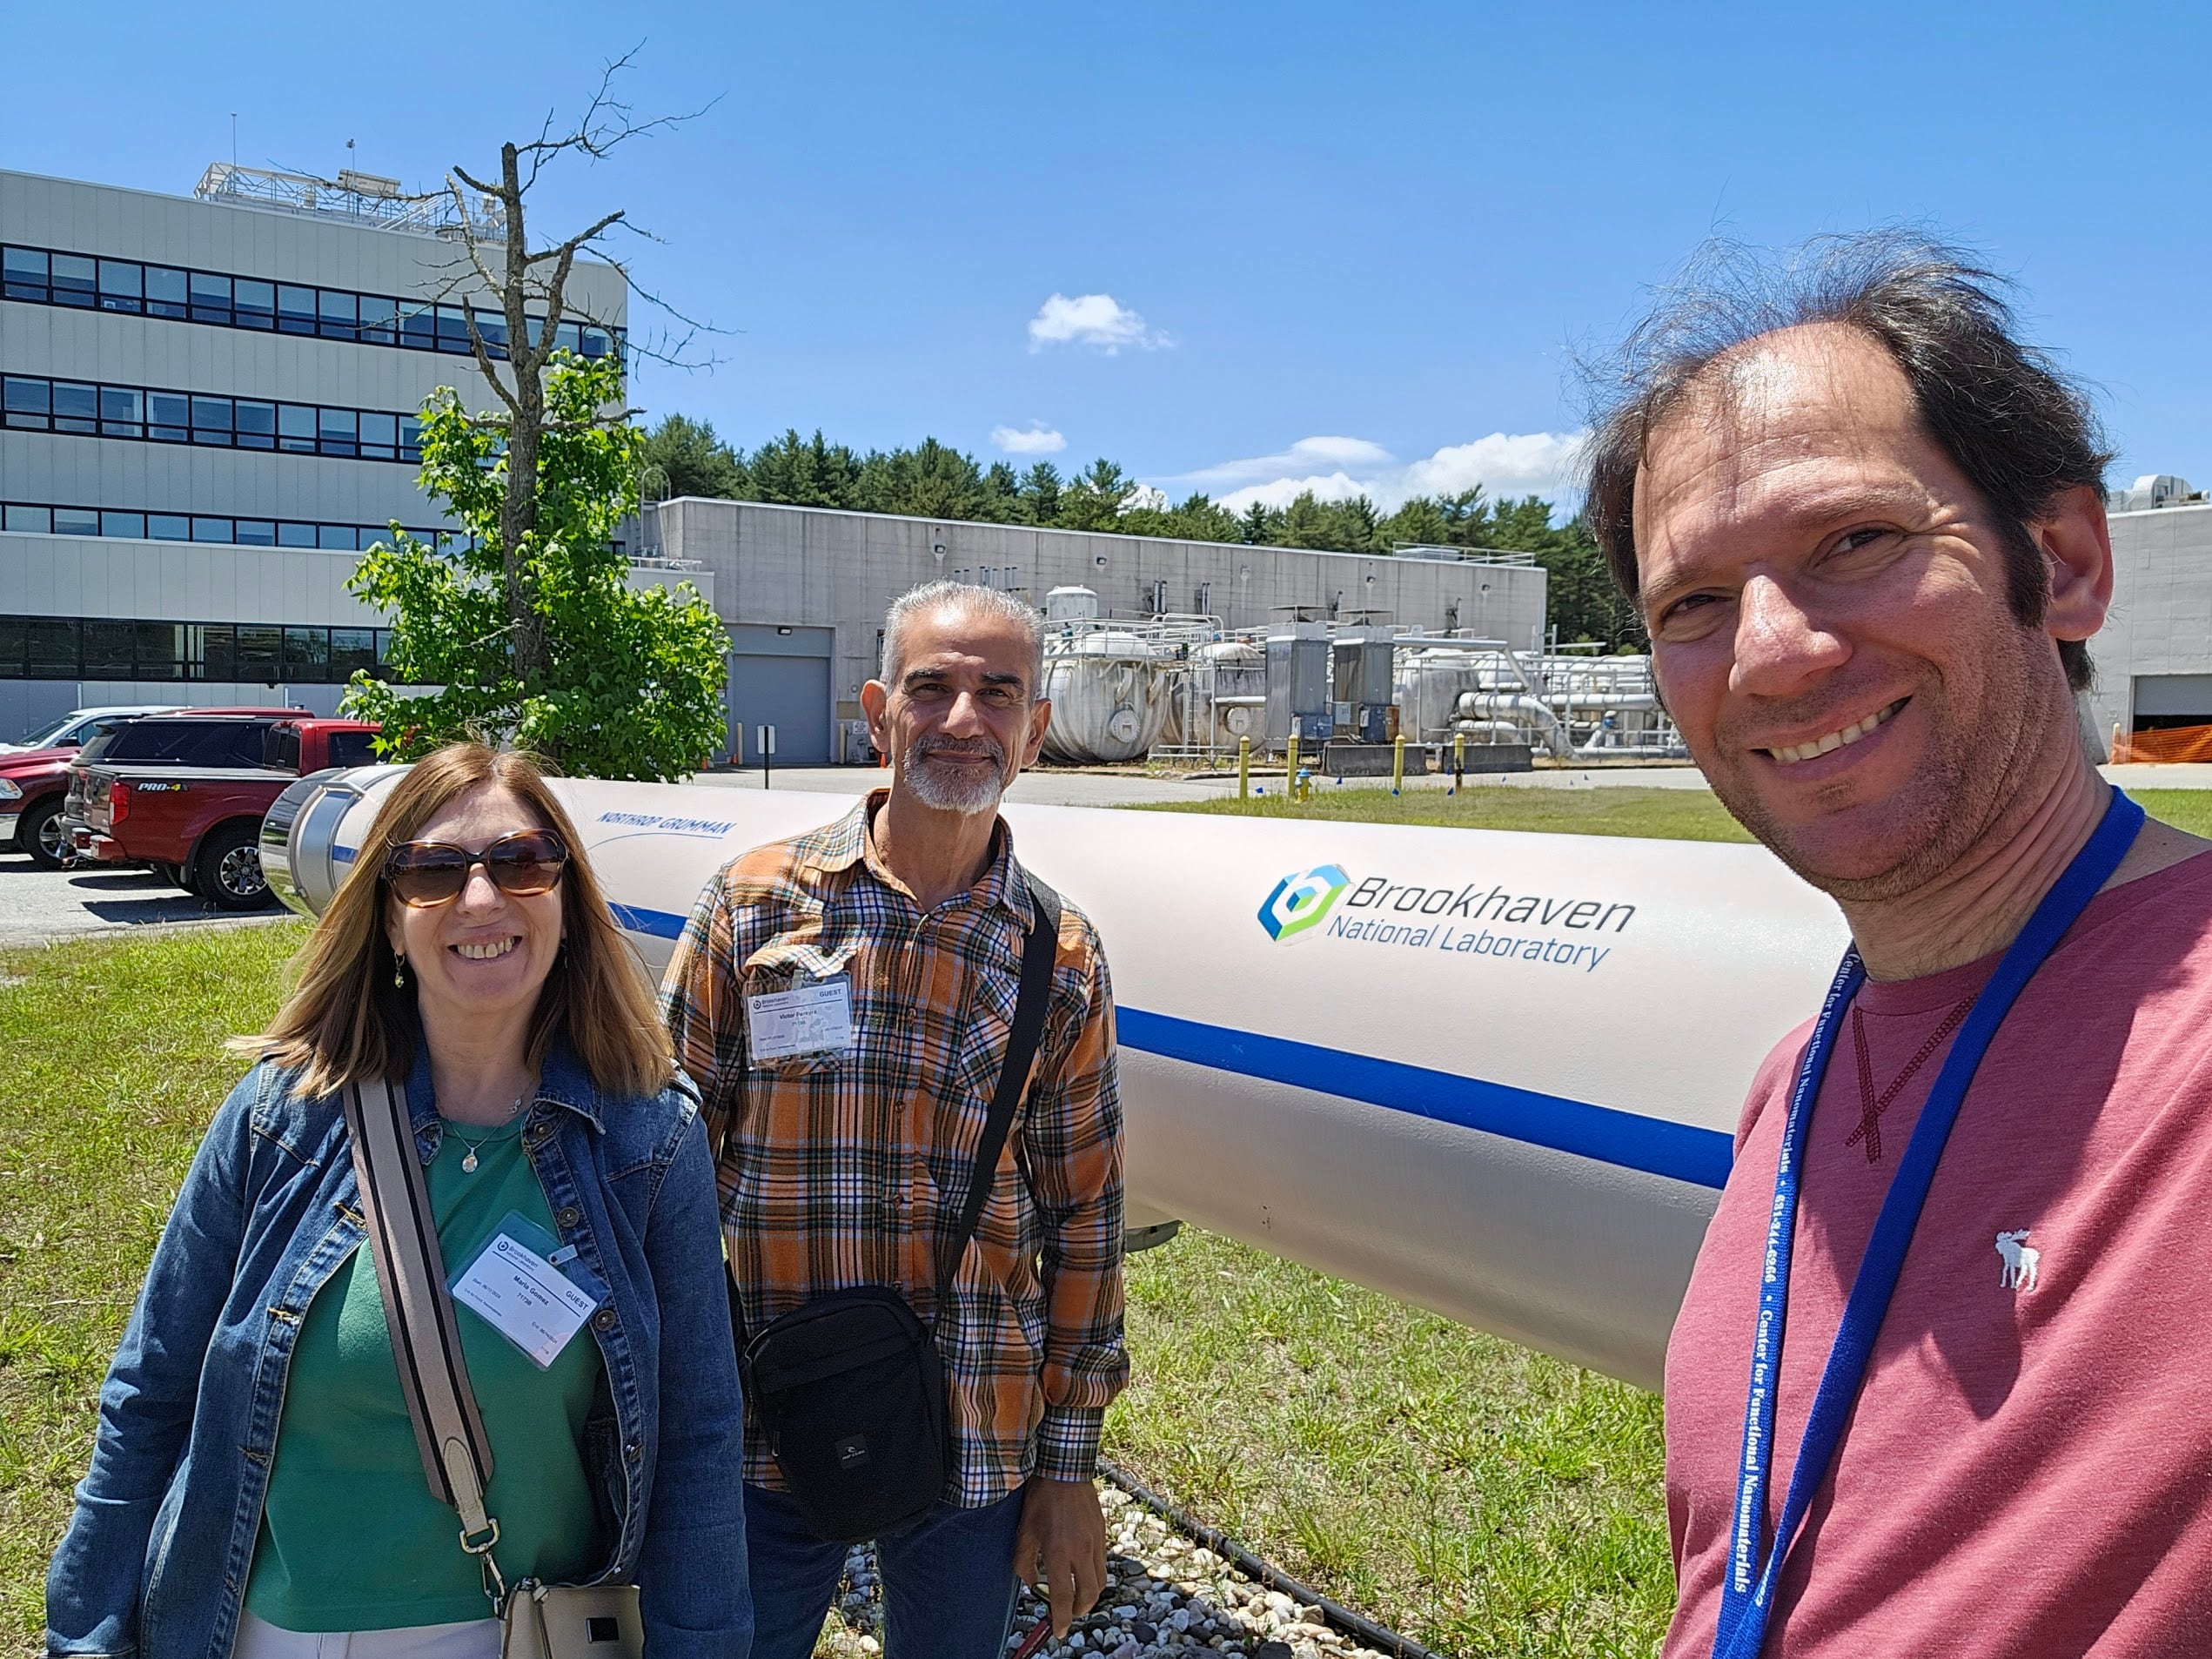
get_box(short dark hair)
[1582,232,2110,691]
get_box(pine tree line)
[638,416,1641,647]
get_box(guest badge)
[747,973,855,1061]
[450,1210,607,1369]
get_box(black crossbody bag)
[734,877,1062,1544]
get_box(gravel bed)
[814,1485,1400,1659]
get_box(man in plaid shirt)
[661,581,1127,1659]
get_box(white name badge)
[747,975,855,1061]
[451,1231,600,1369]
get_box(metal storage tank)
[1397,647,1496,742]
[1163,638,1267,749]
[1043,585,1102,621]
[1042,628,1170,762]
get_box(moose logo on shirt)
[1996,1229,2041,1293]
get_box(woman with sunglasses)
[45,743,751,1659]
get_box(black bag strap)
[721,868,1065,1340]
[339,1078,500,1555]
[935,871,1061,1304]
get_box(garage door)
[727,624,834,765]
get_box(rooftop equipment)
[193,163,505,238]
[2108,474,2205,513]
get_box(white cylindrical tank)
[1042,631,1170,763]
[1043,585,1102,622]
[264,772,1844,1389]
[1162,639,1266,749]
[1398,647,1511,743]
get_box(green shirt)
[245,1114,604,1630]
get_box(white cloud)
[1399,432,1589,503]
[1172,430,1591,516]
[990,423,1067,455]
[1179,436,1396,490]
[1027,292,1169,353]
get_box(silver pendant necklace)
[451,1087,533,1173]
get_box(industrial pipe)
[262,771,1843,1387]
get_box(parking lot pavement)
[0,855,287,948]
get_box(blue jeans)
[743,1482,1027,1659]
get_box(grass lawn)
[1107,1229,1669,1656]
[0,922,307,1649]
[1139,782,1753,843]
[2123,789,2212,839]
[1146,777,2212,847]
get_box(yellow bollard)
[1391,733,1405,794]
[1237,735,1251,799]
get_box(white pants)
[233,1610,501,1659]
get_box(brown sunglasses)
[384,829,569,907]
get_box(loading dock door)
[727,624,834,765]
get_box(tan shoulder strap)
[340,1076,499,1547]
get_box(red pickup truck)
[68,713,381,909]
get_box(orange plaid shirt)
[659,792,1127,1504]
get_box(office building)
[0,164,627,737]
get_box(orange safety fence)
[2112,722,2212,764]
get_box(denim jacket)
[44,1037,752,1659]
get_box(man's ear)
[861,680,890,752]
[1022,698,1052,767]
[2034,483,2114,643]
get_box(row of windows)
[0,500,447,552]
[0,614,398,684]
[3,372,422,462]
[2,244,620,363]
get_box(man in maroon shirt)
[1583,235,2212,1656]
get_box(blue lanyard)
[1712,789,2144,1659]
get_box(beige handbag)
[341,1077,644,1659]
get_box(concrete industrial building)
[646,496,1551,764]
[0,164,629,738]
[2092,489,2212,748]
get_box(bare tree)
[432,50,717,681]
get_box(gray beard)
[903,742,1009,815]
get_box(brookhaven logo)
[1257,864,1352,941]
[1255,863,1639,973]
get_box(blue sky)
[5,1,2208,514]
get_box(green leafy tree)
[1277,490,1332,549]
[881,437,988,521]
[1239,499,1283,545]
[1056,458,1134,532]
[345,354,727,778]
[1320,494,1383,554]
[746,429,863,507]
[978,461,1023,523]
[640,413,747,500]
[1120,491,1243,544]
[1019,462,1064,526]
